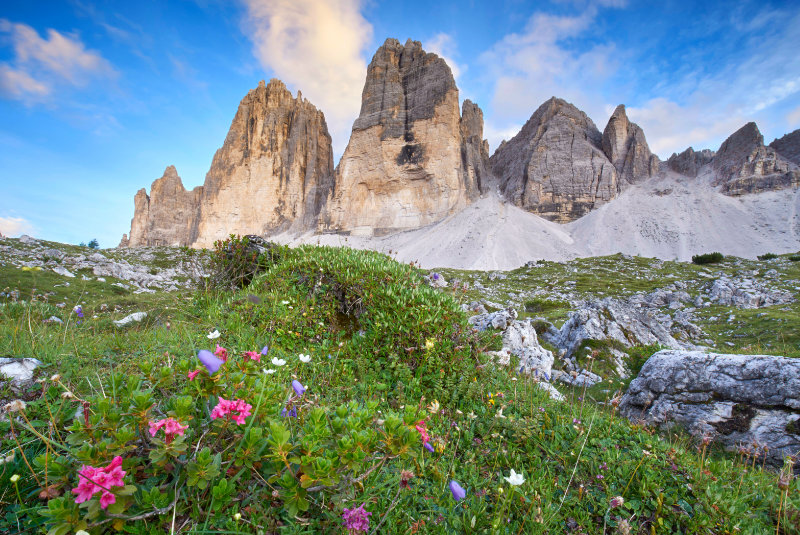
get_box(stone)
[666,147,715,177]
[45,316,63,324]
[321,38,488,236]
[502,319,554,377]
[489,97,619,223]
[555,369,602,387]
[124,79,334,247]
[468,307,517,331]
[19,235,37,245]
[712,122,800,195]
[601,104,659,185]
[619,350,800,467]
[770,129,800,166]
[424,271,447,288]
[0,357,42,389]
[52,266,75,278]
[706,276,794,308]
[113,312,147,327]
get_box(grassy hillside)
[0,239,798,534]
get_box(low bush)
[758,253,778,261]
[692,252,723,264]
[205,235,283,291]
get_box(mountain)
[770,128,800,166]
[123,79,334,247]
[319,38,489,236]
[601,104,659,184]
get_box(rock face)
[770,129,800,166]
[666,147,715,177]
[321,38,489,236]
[127,166,202,247]
[620,350,800,467]
[489,97,619,223]
[712,122,800,195]
[124,79,334,247]
[601,105,659,184]
[705,276,795,308]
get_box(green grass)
[0,242,798,534]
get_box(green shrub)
[692,252,723,264]
[757,253,778,261]
[789,254,800,262]
[205,234,283,291]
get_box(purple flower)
[327,354,333,360]
[424,442,435,453]
[342,503,371,532]
[449,480,466,501]
[197,349,224,374]
[73,305,84,318]
[281,406,297,418]
[292,380,306,396]
[431,272,440,281]
[261,345,270,356]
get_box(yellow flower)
[425,339,435,350]
[10,474,20,483]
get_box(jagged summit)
[770,128,800,166]
[601,104,659,185]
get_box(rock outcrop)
[666,147,715,177]
[712,122,800,195]
[127,166,202,247]
[601,104,659,184]
[321,38,489,236]
[489,97,619,223]
[620,350,800,467]
[770,129,800,166]
[124,79,334,247]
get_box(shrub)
[789,254,800,262]
[205,234,283,291]
[757,253,778,261]
[692,252,723,264]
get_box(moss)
[712,403,756,435]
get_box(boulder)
[769,128,800,166]
[706,276,794,308]
[0,357,43,390]
[113,312,147,327]
[620,350,800,467]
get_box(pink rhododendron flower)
[214,344,228,361]
[245,351,261,362]
[149,417,189,443]
[415,420,430,444]
[71,456,126,509]
[210,396,253,425]
[187,369,201,380]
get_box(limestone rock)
[620,350,800,467]
[601,104,659,185]
[124,79,334,247]
[712,122,800,195]
[113,312,147,327]
[489,97,619,223]
[127,166,202,247]
[705,276,794,308]
[460,99,493,195]
[0,357,42,390]
[770,129,800,166]
[468,307,518,331]
[321,38,487,236]
[666,147,715,177]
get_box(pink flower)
[187,369,201,380]
[245,351,261,362]
[415,420,430,444]
[71,456,127,509]
[214,344,228,361]
[210,396,252,425]
[342,503,371,532]
[149,418,188,442]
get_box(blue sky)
[1,0,799,247]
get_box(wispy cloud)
[0,19,115,103]
[424,33,465,82]
[241,0,373,157]
[0,216,34,237]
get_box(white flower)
[207,330,220,339]
[281,300,290,305]
[263,369,276,374]
[271,357,286,367]
[495,408,506,419]
[298,354,311,363]
[428,400,440,414]
[504,469,525,486]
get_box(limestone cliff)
[667,148,715,178]
[712,122,800,195]
[320,38,489,236]
[123,79,334,247]
[126,166,202,247]
[601,105,659,184]
[770,129,800,166]
[489,97,618,223]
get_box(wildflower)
[198,349,224,374]
[449,480,466,501]
[261,345,270,356]
[281,406,298,418]
[415,420,430,444]
[271,357,286,366]
[400,469,415,489]
[264,368,276,374]
[71,456,126,509]
[495,408,506,419]
[600,462,608,471]
[73,305,84,318]
[187,369,201,380]
[242,351,260,362]
[596,474,604,480]
[233,513,242,521]
[50,374,61,382]
[281,300,289,305]
[292,380,306,396]
[299,353,311,363]
[609,496,624,509]
[342,503,371,532]
[424,442,435,453]
[504,469,525,486]
[207,329,220,339]
[467,411,477,420]
[10,474,20,483]
[149,417,189,443]
[4,400,27,413]
[428,400,440,414]
[210,397,253,425]
[425,339,435,350]
[214,344,228,361]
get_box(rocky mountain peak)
[770,128,800,166]
[601,104,659,184]
[666,147,715,177]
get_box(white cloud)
[241,0,373,158]
[0,19,115,102]
[0,216,34,237]
[424,33,465,82]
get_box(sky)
[1,0,799,247]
